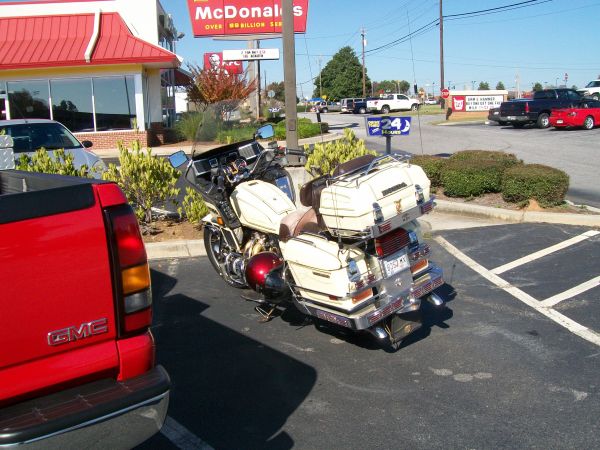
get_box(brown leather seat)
[279,206,324,242]
[299,175,329,210]
[332,154,376,177]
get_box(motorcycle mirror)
[255,124,274,139]
[168,150,189,168]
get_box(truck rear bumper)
[0,365,170,449]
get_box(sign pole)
[282,0,298,151]
[386,135,391,155]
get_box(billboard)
[452,95,503,112]
[222,48,280,61]
[203,52,244,74]
[187,0,309,37]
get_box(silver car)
[0,119,106,177]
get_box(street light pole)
[439,0,445,109]
[361,28,367,98]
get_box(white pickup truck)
[367,94,420,114]
[577,80,600,100]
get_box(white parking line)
[491,230,600,275]
[161,416,214,450]
[541,276,600,308]
[435,236,600,348]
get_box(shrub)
[15,148,93,178]
[410,155,446,188]
[502,164,569,207]
[450,150,521,170]
[216,126,255,144]
[181,187,209,226]
[175,112,203,141]
[441,159,507,197]
[274,118,328,140]
[102,141,180,224]
[305,128,376,177]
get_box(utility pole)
[361,28,367,98]
[318,56,323,98]
[439,0,444,109]
[282,0,298,149]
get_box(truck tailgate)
[500,101,527,116]
[0,173,119,404]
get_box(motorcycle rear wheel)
[204,226,247,289]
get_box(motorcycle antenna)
[407,11,424,156]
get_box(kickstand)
[255,305,277,323]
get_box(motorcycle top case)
[230,180,296,234]
[319,161,430,236]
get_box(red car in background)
[550,99,600,130]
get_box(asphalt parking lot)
[138,222,600,450]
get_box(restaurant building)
[0,0,187,149]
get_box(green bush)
[15,148,94,178]
[441,159,507,197]
[274,118,328,140]
[181,187,209,226]
[102,141,180,224]
[502,164,569,207]
[175,112,203,141]
[410,155,446,188]
[450,150,521,169]
[305,128,376,177]
[216,126,255,144]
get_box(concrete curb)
[145,200,600,261]
[435,199,600,227]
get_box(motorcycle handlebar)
[286,148,306,157]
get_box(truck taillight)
[105,204,152,337]
[525,102,530,113]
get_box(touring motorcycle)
[169,111,444,349]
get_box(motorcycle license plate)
[383,253,410,277]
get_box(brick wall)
[74,130,149,150]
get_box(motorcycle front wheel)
[204,226,247,289]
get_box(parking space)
[436,223,600,345]
[138,224,600,449]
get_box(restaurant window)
[7,80,50,119]
[50,79,94,132]
[93,76,137,130]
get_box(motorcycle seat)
[332,154,376,177]
[299,175,329,211]
[279,206,324,242]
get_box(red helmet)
[245,252,284,293]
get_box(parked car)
[351,99,369,114]
[577,80,600,100]
[311,101,341,113]
[340,98,365,113]
[549,99,600,130]
[423,97,438,105]
[487,107,508,125]
[499,89,583,128]
[0,119,106,176]
[367,94,420,114]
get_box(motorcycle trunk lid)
[319,161,431,235]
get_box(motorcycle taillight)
[375,228,410,257]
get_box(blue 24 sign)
[366,116,411,136]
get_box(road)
[301,112,600,209]
[138,222,600,450]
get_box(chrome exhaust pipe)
[369,326,388,340]
[426,292,444,306]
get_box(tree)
[532,82,543,91]
[571,85,578,90]
[398,80,411,94]
[478,81,490,90]
[496,81,505,90]
[266,81,285,102]
[373,80,397,94]
[314,46,371,99]
[185,63,256,115]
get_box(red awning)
[0,12,179,70]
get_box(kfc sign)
[452,96,466,112]
[203,52,243,74]
[187,0,309,37]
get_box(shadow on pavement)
[138,269,318,450]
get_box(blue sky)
[169,0,600,97]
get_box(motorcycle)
[169,108,444,349]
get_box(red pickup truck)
[0,169,169,447]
